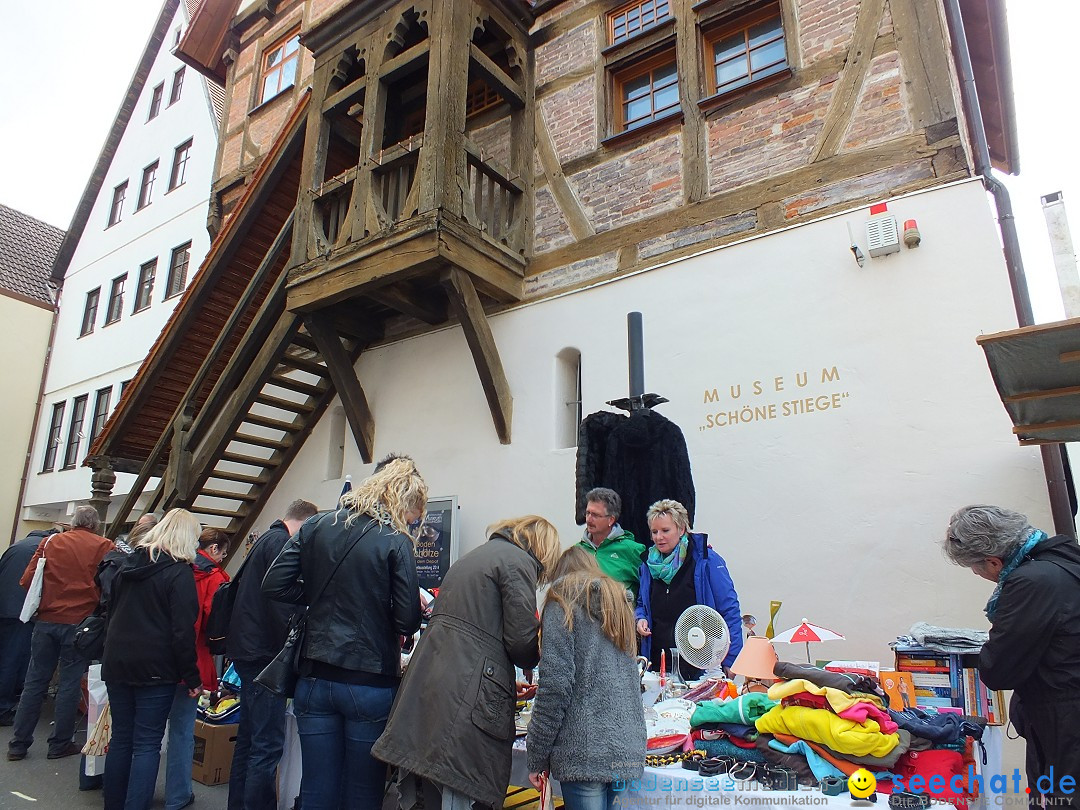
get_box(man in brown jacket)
[7,505,113,761]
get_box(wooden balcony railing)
[313,168,356,251]
[463,139,525,254]
[372,138,422,228]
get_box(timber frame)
[83,0,1017,548]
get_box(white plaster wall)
[22,1,217,519]
[254,178,1048,666]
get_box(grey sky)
[0,0,1075,321]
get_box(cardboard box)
[192,720,238,786]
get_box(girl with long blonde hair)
[526,547,646,809]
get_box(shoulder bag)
[19,534,55,623]
[255,518,376,696]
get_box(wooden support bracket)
[304,317,376,463]
[442,266,513,444]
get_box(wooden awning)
[977,317,1080,444]
[86,92,310,472]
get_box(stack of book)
[891,646,1004,725]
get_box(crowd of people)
[0,466,1075,809]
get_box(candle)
[660,649,666,688]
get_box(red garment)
[892,749,972,807]
[20,528,113,624]
[193,550,229,690]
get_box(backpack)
[206,538,260,655]
[206,577,239,655]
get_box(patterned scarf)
[985,528,1048,620]
[647,535,689,585]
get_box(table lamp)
[729,636,778,693]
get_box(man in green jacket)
[578,487,645,598]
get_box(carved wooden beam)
[469,43,525,108]
[304,317,376,463]
[442,266,512,444]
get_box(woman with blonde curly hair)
[635,499,743,680]
[528,548,646,809]
[263,456,427,809]
[102,508,202,810]
[374,515,562,810]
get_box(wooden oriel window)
[137,162,158,210]
[614,52,680,132]
[170,67,185,105]
[90,386,112,443]
[169,139,192,190]
[62,394,88,470]
[108,182,127,227]
[149,83,164,120]
[260,32,300,105]
[609,0,671,45]
[134,259,156,312]
[80,288,100,336]
[42,401,65,472]
[105,274,126,325]
[166,242,191,299]
[704,5,787,98]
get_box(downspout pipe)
[944,0,1075,537]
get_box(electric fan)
[674,604,730,676]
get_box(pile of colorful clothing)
[687,663,985,805]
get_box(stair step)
[254,392,315,414]
[189,506,250,520]
[291,333,319,353]
[243,412,301,432]
[206,469,270,486]
[278,353,329,377]
[221,451,279,468]
[200,488,260,502]
[233,432,293,451]
[267,375,327,397]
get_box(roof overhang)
[978,318,1080,444]
[175,0,241,83]
[955,0,1019,175]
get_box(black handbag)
[254,519,376,697]
[254,610,306,696]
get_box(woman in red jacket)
[164,528,231,810]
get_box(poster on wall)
[414,497,457,591]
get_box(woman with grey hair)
[943,504,1080,802]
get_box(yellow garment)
[768,678,885,713]
[754,705,899,758]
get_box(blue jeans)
[0,618,34,714]
[165,687,197,809]
[228,659,288,810]
[560,781,620,810]
[293,676,396,810]
[104,682,175,810]
[9,621,87,754]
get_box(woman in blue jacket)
[635,499,743,679]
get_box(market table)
[510,743,854,809]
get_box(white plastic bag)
[19,535,53,623]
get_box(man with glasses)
[578,487,645,597]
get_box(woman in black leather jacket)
[262,457,426,810]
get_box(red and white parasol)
[772,618,846,662]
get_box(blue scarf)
[985,528,1048,620]
[647,535,689,585]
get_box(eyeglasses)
[584,510,610,520]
